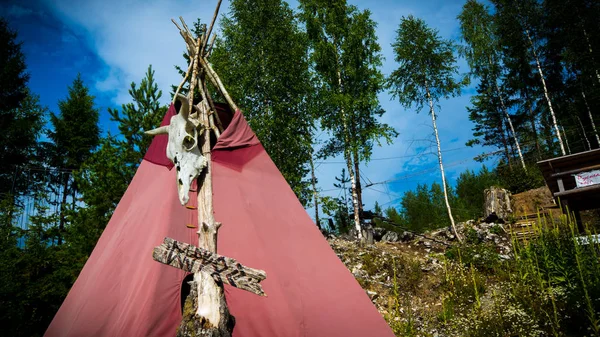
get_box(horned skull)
[145,94,207,206]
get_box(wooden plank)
[557,178,565,192]
[550,163,600,178]
[554,183,600,198]
[152,237,267,297]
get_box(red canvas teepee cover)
[45,104,394,337]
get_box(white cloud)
[40,0,231,106]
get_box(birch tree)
[299,0,396,244]
[458,0,526,170]
[386,15,463,242]
[210,0,314,205]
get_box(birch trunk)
[525,29,566,155]
[581,25,600,84]
[581,89,600,147]
[342,121,362,243]
[562,126,571,155]
[309,154,321,230]
[335,53,362,243]
[498,115,511,167]
[353,149,363,220]
[426,86,462,243]
[576,115,591,150]
[495,82,526,170]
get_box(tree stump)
[483,186,512,221]
[178,280,235,337]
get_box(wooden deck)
[537,149,600,229]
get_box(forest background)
[1,0,599,335]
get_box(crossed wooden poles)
[153,238,267,297]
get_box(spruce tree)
[108,64,166,176]
[0,18,45,196]
[46,74,100,244]
[458,0,526,169]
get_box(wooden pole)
[199,57,239,112]
[203,0,223,52]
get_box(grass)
[368,209,600,336]
[439,211,600,336]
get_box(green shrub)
[495,163,545,194]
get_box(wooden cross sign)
[153,237,267,297]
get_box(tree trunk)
[57,173,69,245]
[580,23,600,84]
[498,119,511,168]
[426,86,462,243]
[352,149,363,220]
[524,89,542,159]
[495,82,526,170]
[342,120,362,243]
[309,153,321,230]
[178,104,234,337]
[576,115,591,150]
[582,89,600,147]
[525,29,566,156]
[335,54,362,243]
[562,126,571,155]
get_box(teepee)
[44,2,395,337]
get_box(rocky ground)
[327,220,514,336]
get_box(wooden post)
[177,103,235,337]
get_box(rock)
[372,227,387,241]
[382,231,400,242]
[366,290,379,300]
[400,231,415,242]
[362,226,375,245]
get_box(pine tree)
[387,15,463,242]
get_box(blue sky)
[2,0,496,217]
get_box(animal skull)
[145,94,207,206]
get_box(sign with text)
[575,170,600,188]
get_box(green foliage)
[210,0,314,205]
[108,64,166,170]
[454,165,499,219]
[399,183,451,232]
[387,15,463,112]
[495,162,545,194]
[0,18,45,196]
[0,17,29,113]
[433,214,600,336]
[0,89,47,196]
[300,0,396,163]
[46,74,100,171]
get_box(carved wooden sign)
[153,237,267,297]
